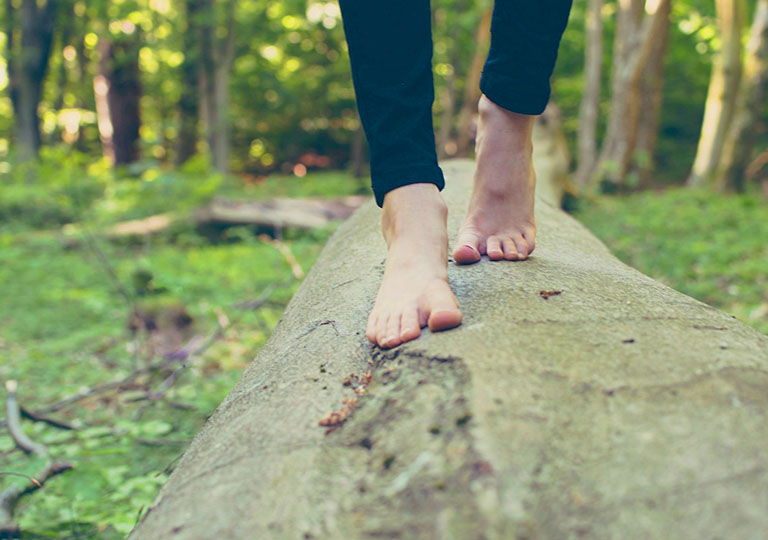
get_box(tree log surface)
[131,160,768,540]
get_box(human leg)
[338,0,462,347]
[453,0,573,264]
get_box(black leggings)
[338,1,573,206]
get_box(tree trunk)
[631,0,672,187]
[592,0,671,192]
[6,0,57,161]
[199,0,235,173]
[129,159,768,540]
[437,69,458,159]
[48,6,75,145]
[455,8,492,157]
[94,33,142,166]
[175,0,203,166]
[574,0,604,189]
[717,0,768,191]
[687,0,746,188]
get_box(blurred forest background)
[1,0,767,537]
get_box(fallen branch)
[0,461,73,537]
[19,407,75,431]
[1,382,73,536]
[43,196,368,246]
[5,382,47,457]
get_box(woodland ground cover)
[0,163,765,537]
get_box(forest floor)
[1,160,766,538]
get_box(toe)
[522,227,536,255]
[376,314,390,348]
[452,230,482,264]
[428,307,463,332]
[501,237,520,260]
[384,312,403,348]
[512,234,530,259]
[486,236,503,261]
[366,312,378,344]
[424,282,462,332]
[400,308,421,343]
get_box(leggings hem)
[371,164,445,207]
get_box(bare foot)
[366,183,462,348]
[453,94,537,264]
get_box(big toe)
[423,282,462,332]
[428,309,462,332]
[452,231,482,264]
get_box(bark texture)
[6,0,57,160]
[717,0,768,191]
[593,0,670,191]
[94,34,142,166]
[687,0,746,188]
[455,9,492,157]
[574,0,603,188]
[175,0,204,166]
[632,0,671,187]
[199,0,236,173]
[130,159,768,539]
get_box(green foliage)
[0,146,369,235]
[575,187,768,334]
[0,168,360,537]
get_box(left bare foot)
[453,94,537,264]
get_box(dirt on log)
[130,159,768,539]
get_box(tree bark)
[437,68,458,159]
[687,0,746,188]
[175,0,203,166]
[574,0,604,189]
[592,0,671,191]
[199,0,236,173]
[455,8,492,157]
[717,0,768,191]
[632,0,672,187]
[94,33,142,166]
[6,0,58,160]
[129,159,768,540]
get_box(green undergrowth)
[0,147,369,233]
[574,187,768,335]
[0,161,362,538]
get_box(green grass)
[0,163,362,538]
[574,187,768,335]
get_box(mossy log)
[131,159,768,539]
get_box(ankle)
[381,183,447,238]
[477,95,535,148]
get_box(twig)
[20,407,75,431]
[5,381,47,457]
[258,234,304,279]
[1,382,73,536]
[0,461,73,536]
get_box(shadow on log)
[130,160,768,539]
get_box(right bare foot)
[366,183,462,349]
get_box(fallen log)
[48,196,368,244]
[130,159,768,539]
